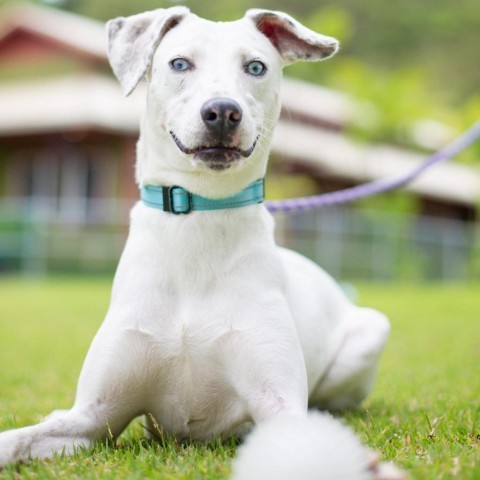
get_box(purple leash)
[266,119,480,213]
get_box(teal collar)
[141,178,264,214]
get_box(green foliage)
[0,278,479,479]
[442,95,480,164]
[323,59,447,145]
[304,6,355,45]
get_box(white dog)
[0,7,403,478]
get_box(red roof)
[0,2,107,64]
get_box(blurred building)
[1,2,480,219]
[0,3,479,278]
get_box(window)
[8,143,118,223]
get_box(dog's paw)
[0,429,22,468]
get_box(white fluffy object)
[231,412,401,480]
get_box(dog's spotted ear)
[246,9,339,65]
[107,7,190,96]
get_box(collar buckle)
[163,185,192,214]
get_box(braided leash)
[265,119,480,213]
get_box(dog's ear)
[245,9,339,65]
[107,7,190,96]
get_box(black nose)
[200,97,243,137]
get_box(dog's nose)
[201,97,243,136]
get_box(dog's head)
[107,8,338,197]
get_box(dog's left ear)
[107,6,190,96]
[246,9,339,65]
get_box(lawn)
[0,277,478,479]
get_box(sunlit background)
[0,0,479,281]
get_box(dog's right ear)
[107,7,190,96]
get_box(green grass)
[0,277,479,479]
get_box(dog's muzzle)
[170,97,258,171]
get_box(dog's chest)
[144,322,250,439]
[109,203,280,438]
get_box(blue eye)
[170,58,192,72]
[246,60,267,77]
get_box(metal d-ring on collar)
[140,178,265,214]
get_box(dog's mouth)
[170,131,259,170]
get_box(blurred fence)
[0,197,133,274]
[0,197,479,281]
[275,208,480,282]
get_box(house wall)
[419,197,476,223]
[1,131,138,222]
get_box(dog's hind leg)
[309,307,390,411]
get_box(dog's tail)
[230,411,404,480]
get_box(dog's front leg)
[0,404,114,467]
[225,305,309,424]
[0,326,153,467]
